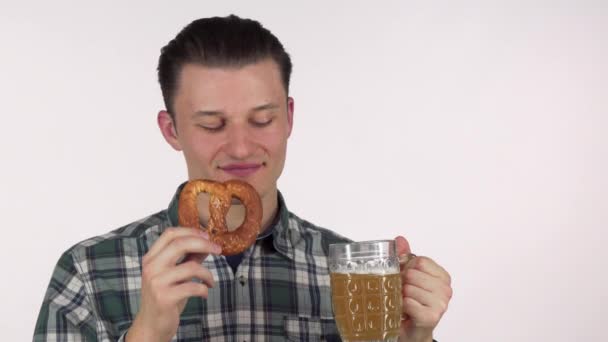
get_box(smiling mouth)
[219,163,265,178]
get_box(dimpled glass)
[328,240,402,342]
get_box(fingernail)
[199,231,209,239]
[399,253,416,264]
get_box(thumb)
[394,235,411,256]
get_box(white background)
[1,0,607,341]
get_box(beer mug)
[328,240,402,342]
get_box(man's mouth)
[219,163,264,178]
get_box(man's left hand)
[395,236,453,342]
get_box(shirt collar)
[166,181,294,258]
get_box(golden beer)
[330,272,402,341]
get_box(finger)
[412,256,452,285]
[394,236,412,257]
[402,297,438,327]
[402,296,426,316]
[156,261,216,288]
[402,284,436,308]
[144,227,208,265]
[402,268,452,297]
[154,236,221,269]
[169,282,210,301]
[399,253,417,271]
[402,284,450,317]
[183,252,208,265]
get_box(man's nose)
[225,125,255,159]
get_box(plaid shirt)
[34,186,350,342]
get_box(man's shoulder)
[288,212,351,243]
[285,211,352,255]
[63,209,169,262]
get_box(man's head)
[157,15,292,119]
[156,15,294,204]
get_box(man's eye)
[197,123,224,132]
[251,118,273,127]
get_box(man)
[34,15,452,342]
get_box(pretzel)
[178,179,263,256]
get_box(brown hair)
[157,15,293,118]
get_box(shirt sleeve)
[33,251,98,341]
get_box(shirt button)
[239,275,246,286]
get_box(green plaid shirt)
[34,186,350,342]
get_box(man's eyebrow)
[251,103,279,112]
[190,104,279,118]
[191,110,223,118]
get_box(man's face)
[159,59,293,201]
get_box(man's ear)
[286,97,294,138]
[157,110,182,151]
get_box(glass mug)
[328,240,402,342]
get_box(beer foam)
[331,268,399,275]
[329,257,400,274]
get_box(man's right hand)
[126,227,222,342]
